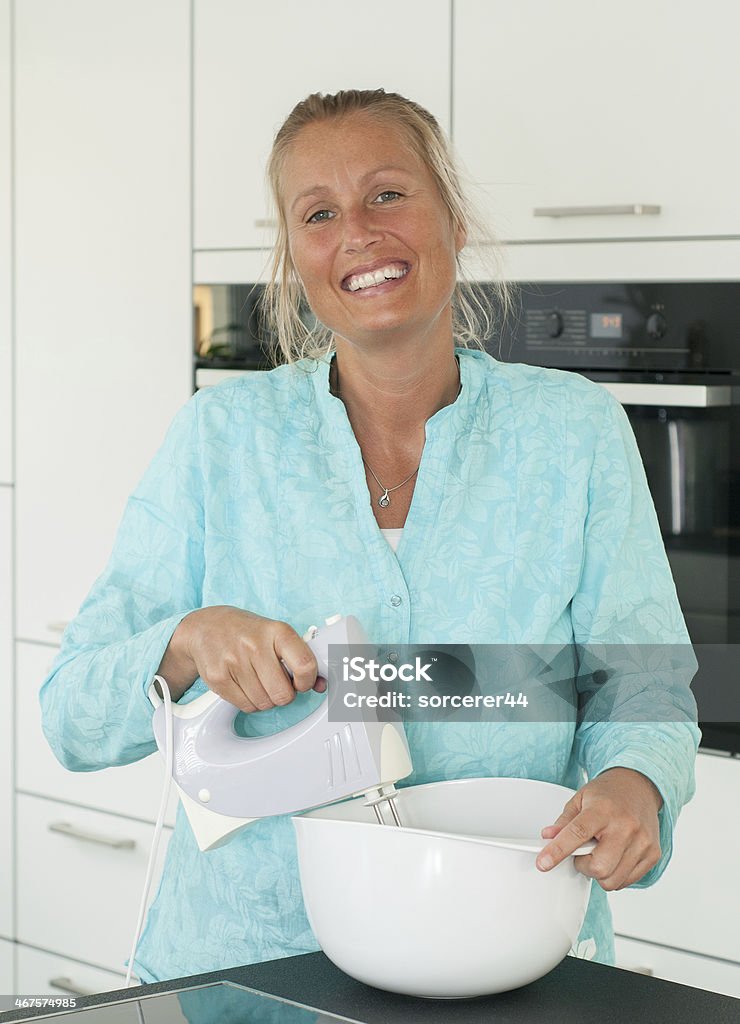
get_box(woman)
[40,89,699,982]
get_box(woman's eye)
[306,209,333,224]
[375,190,402,203]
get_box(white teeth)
[346,264,409,291]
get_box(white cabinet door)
[615,935,740,1000]
[14,0,192,645]
[0,0,11,485]
[0,488,12,940]
[16,794,172,975]
[16,642,178,827]
[0,937,13,1003]
[194,0,451,250]
[16,945,127,998]
[454,0,740,242]
[610,752,740,965]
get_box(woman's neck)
[330,342,460,456]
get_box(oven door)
[597,380,740,754]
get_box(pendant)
[378,490,391,509]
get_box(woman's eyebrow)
[289,165,412,211]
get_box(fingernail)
[537,855,554,871]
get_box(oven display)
[590,312,623,339]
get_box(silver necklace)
[362,458,420,509]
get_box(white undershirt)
[380,527,404,553]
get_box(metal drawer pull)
[597,382,736,408]
[49,977,97,997]
[533,204,661,218]
[253,218,278,229]
[48,821,136,850]
[47,621,70,633]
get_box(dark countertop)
[2,950,739,1024]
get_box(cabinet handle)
[48,821,136,850]
[49,977,97,997]
[533,204,661,218]
[254,218,278,229]
[47,620,70,633]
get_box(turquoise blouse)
[39,348,700,982]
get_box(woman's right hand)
[156,606,324,712]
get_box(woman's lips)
[341,261,411,292]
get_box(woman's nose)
[342,205,384,252]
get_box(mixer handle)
[147,614,362,715]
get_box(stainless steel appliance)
[494,281,740,755]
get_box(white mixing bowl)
[293,777,593,999]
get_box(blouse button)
[390,594,402,607]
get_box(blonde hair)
[262,89,513,365]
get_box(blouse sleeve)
[570,390,701,888]
[39,396,205,771]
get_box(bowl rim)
[292,776,595,857]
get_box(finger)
[230,661,278,712]
[571,842,626,884]
[618,852,660,890]
[540,824,562,839]
[540,795,581,839]
[582,850,640,891]
[273,627,319,694]
[536,810,598,871]
[249,648,300,708]
[598,840,661,891]
[202,661,270,714]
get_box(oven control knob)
[646,312,667,339]
[546,311,564,338]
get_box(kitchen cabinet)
[0,0,11,485]
[15,642,177,827]
[0,488,13,941]
[0,938,12,1001]
[610,752,740,969]
[615,935,740,1000]
[13,0,192,645]
[16,946,127,998]
[16,794,172,976]
[193,0,451,250]
[453,0,740,243]
[488,239,740,286]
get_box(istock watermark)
[321,643,732,725]
[342,655,435,683]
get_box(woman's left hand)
[535,767,664,891]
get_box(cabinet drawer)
[16,794,172,975]
[16,642,177,826]
[609,753,740,964]
[0,937,14,999]
[16,944,128,997]
[615,935,740,1000]
[0,489,12,939]
[0,0,11,484]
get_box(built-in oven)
[494,281,740,755]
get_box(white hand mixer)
[147,614,413,852]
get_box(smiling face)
[279,113,465,355]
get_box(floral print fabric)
[39,348,699,982]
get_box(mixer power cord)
[124,675,174,989]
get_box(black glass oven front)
[493,281,740,755]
